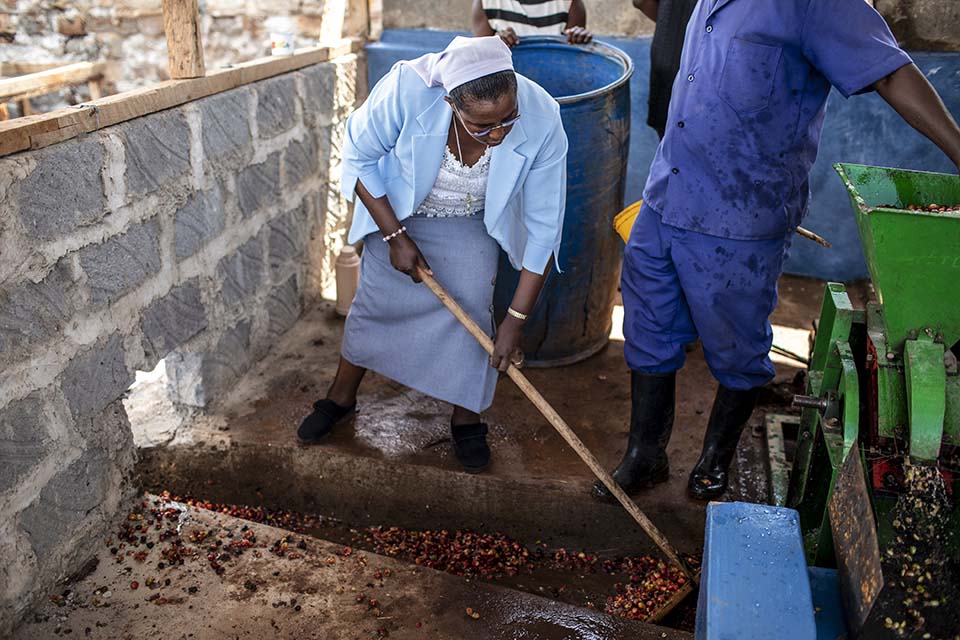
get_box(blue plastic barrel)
[496,37,633,366]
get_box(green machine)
[787,164,960,638]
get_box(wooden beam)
[0,39,362,158]
[367,0,383,40]
[162,0,205,79]
[87,78,103,101]
[0,62,65,77]
[320,0,349,44]
[346,0,370,40]
[0,62,107,102]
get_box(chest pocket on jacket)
[719,38,783,115]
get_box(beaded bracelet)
[382,226,407,242]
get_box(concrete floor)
[32,273,864,639]
[136,274,860,555]
[15,496,689,640]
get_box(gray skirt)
[341,215,501,413]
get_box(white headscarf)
[395,35,514,92]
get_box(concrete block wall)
[1,0,356,101]
[0,52,363,635]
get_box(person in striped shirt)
[472,0,593,47]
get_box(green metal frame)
[789,283,861,565]
[904,335,946,462]
[777,163,960,616]
[866,304,907,440]
[765,413,794,507]
[837,343,860,458]
[790,284,853,500]
[789,165,960,569]
[947,376,960,443]
[835,163,960,353]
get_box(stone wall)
[0,51,362,634]
[382,0,654,38]
[0,0,367,111]
[875,0,960,51]
[380,0,960,50]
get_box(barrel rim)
[512,36,635,104]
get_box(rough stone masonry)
[0,51,364,635]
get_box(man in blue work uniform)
[595,0,960,502]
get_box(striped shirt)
[482,0,572,36]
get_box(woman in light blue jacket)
[297,36,567,472]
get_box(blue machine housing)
[695,502,847,640]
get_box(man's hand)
[388,234,432,283]
[497,26,520,48]
[491,315,524,372]
[564,26,593,44]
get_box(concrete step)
[14,495,691,640]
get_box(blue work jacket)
[643,0,912,240]
[342,64,568,274]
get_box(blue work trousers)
[622,204,792,390]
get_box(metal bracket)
[904,334,946,461]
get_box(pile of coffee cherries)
[368,526,536,579]
[367,525,700,622]
[165,492,324,533]
[901,203,960,214]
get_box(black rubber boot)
[451,422,491,474]
[296,399,356,443]
[592,371,675,501]
[688,385,761,500]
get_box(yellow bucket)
[613,199,642,244]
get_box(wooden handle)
[795,225,832,248]
[417,267,696,582]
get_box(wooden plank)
[0,62,65,77]
[320,0,349,44]
[0,39,362,158]
[0,62,107,102]
[367,0,384,40]
[18,98,33,117]
[162,0,205,79]
[346,0,370,39]
[87,78,103,100]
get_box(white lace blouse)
[413,146,491,218]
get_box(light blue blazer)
[341,64,568,274]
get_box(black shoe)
[592,371,676,502]
[451,422,491,473]
[688,385,761,500]
[297,399,356,443]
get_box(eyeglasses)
[452,103,521,139]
